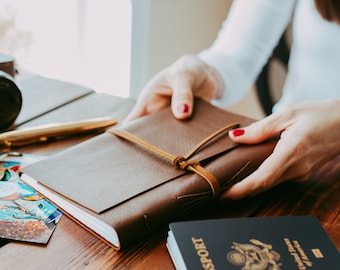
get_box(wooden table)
[1,73,339,270]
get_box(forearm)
[198,0,296,107]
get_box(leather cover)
[22,98,277,249]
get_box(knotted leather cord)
[110,122,239,199]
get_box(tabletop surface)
[1,73,339,270]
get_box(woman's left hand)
[221,99,340,201]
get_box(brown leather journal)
[21,98,277,249]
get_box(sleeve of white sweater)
[198,0,296,107]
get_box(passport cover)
[21,98,277,249]
[167,216,340,270]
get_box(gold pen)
[0,117,118,147]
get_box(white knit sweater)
[199,0,340,111]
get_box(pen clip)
[2,137,49,147]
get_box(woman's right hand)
[124,55,224,123]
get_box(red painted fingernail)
[177,103,190,113]
[231,129,245,137]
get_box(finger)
[123,100,147,123]
[171,89,194,119]
[220,161,282,201]
[123,89,172,124]
[228,112,288,144]
[124,72,173,123]
[220,140,293,200]
[168,72,195,120]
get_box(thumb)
[228,114,283,144]
[170,76,195,120]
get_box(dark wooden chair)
[255,31,290,115]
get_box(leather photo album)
[167,216,340,270]
[21,98,277,249]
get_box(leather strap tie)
[110,122,239,199]
[173,156,199,170]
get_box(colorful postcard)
[0,155,62,244]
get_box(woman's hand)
[221,99,340,201]
[124,55,223,122]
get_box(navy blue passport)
[167,216,340,270]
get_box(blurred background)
[0,0,132,97]
[0,0,266,118]
[0,0,230,97]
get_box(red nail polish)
[232,129,245,137]
[177,104,190,113]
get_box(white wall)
[130,0,232,97]
[1,0,232,98]
[0,0,132,97]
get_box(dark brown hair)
[314,0,340,24]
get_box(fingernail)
[231,128,245,137]
[177,103,190,113]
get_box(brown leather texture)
[22,98,277,249]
